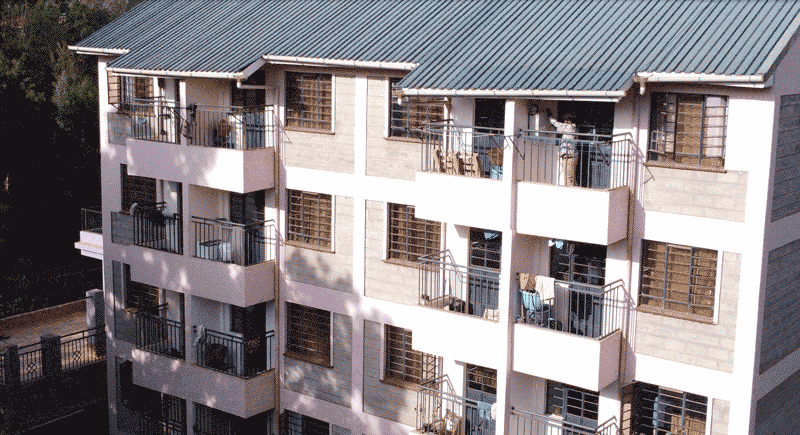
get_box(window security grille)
[285,72,332,131]
[287,190,333,249]
[389,78,445,139]
[384,325,438,385]
[649,93,727,169]
[286,303,331,366]
[387,204,441,263]
[283,410,329,435]
[640,240,717,319]
[631,382,708,435]
[546,381,599,428]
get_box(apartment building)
[70,1,800,434]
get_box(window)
[546,381,599,428]
[287,190,333,250]
[648,92,727,169]
[470,228,501,270]
[387,204,441,263]
[108,74,153,106]
[230,305,244,334]
[286,303,331,366]
[121,164,156,212]
[125,279,159,311]
[629,382,707,435]
[384,325,439,385]
[195,404,273,435]
[282,411,329,435]
[285,72,332,131]
[389,78,445,139]
[466,364,497,398]
[639,240,717,320]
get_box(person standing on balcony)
[546,108,577,186]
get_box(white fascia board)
[105,67,243,80]
[68,46,129,56]
[635,71,765,84]
[400,87,625,102]
[263,55,417,71]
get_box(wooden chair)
[459,152,483,177]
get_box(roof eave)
[635,72,766,85]
[107,67,243,80]
[399,88,626,102]
[68,46,129,56]
[263,55,417,71]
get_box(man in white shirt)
[546,108,577,186]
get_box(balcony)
[194,327,275,379]
[124,103,277,194]
[192,217,276,266]
[509,407,618,435]
[132,203,183,255]
[133,305,185,359]
[411,250,506,366]
[416,375,496,435]
[515,131,633,245]
[413,122,512,229]
[513,277,627,391]
[76,206,103,259]
[418,250,499,321]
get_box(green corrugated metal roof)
[73,0,800,92]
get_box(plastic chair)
[521,290,549,325]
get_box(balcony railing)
[194,327,274,378]
[133,203,183,254]
[192,217,276,266]
[60,327,106,371]
[417,375,496,435]
[509,407,619,435]
[80,206,102,233]
[134,305,185,359]
[186,104,275,150]
[517,277,627,339]
[120,100,277,151]
[17,341,42,383]
[421,121,509,180]
[516,130,633,190]
[419,250,500,321]
[127,99,181,144]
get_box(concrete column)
[87,288,105,329]
[41,334,61,378]
[2,343,20,434]
[3,343,20,387]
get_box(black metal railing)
[417,375,496,435]
[419,250,500,321]
[133,203,183,254]
[128,100,182,144]
[421,121,508,180]
[516,130,633,190]
[17,342,42,383]
[186,104,275,150]
[134,305,185,359]
[509,407,619,435]
[192,217,276,266]
[80,206,103,233]
[194,327,274,378]
[517,277,627,339]
[60,327,106,371]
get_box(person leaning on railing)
[546,108,577,186]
